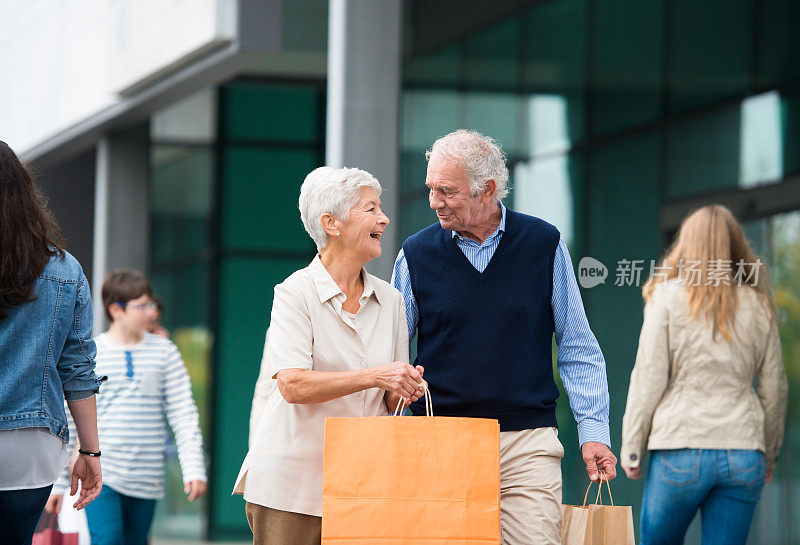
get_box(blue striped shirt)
[54,333,207,498]
[392,202,611,446]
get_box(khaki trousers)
[245,502,321,545]
[500,427,565,545]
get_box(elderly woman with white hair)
[233,166,425,545]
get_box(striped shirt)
[392,202,611,446]
[55,333,206,499]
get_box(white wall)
[0,0,235,153]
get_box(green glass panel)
[463,19,520,91]
[220,146,319,252]
[665,106,741,199]
[757,0,800,88]
[148,261,212,539]
[590,0,663,135]
[404,45,461,88]
[580,132,661,518]
[743,211,800,544]
[222,83,322,143]
[523,0,586,149]
[462,92,522,157]
[150,262,211,332]
[399,193,436,241]
[740,91,784,188]
[522,93,581,157]
[667,0,752,113]
[512,152,583,252]
[399,150,428,196]
[211,256,313,536]
[150,146,214,264]
[400,90,460,151]
[783,90,800,177]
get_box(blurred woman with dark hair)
[621,205,788,545]
[0,141,103,544]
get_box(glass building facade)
[399,1,800,543]
[139,0,800,542]
[147,81,325,539]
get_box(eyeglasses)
[125,350,134,379]
[115,301,158,311]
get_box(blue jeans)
[84,485,157,545]
[641,449,765,545]
[0,484,52,545]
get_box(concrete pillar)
[92,123,150,332]
[326,0,402,280]
[34,150,97,285]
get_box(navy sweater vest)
[403,208,561,431]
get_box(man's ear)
[320,213,339,238]
[481,179,497,204]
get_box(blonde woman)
[620,205,788,545]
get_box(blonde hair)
[643,205,775,342]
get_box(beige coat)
[621,280,787,472]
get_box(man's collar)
[308,254,382,305]
[451,201,506,241]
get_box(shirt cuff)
[183,471,208,484]
[620,445,643,468]
[63,375,106,401]
[577,419,611,448]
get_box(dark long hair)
[0,141,65,320]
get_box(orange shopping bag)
[322,391,501,545]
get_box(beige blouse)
[621,280,788,472]
[233,255,409,516]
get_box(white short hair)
[425,129,509,201]
[298,166,383,251]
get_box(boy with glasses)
[48,269,207,545]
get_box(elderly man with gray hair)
[234,166,425,545]
[392,129,616,544]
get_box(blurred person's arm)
[46,403,78,513]
[162,343,207,501]
[58,273,102,401]
[48,272,103,512]
[66,396,103,509]
[757,319,788,481]
[620,287,671,478]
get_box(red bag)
[32,511,79,545]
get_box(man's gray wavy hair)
[425,129,509,201]
[298,166,382,251]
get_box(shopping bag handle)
[582,471,614,506]
[36,510,59,532]
[392,388,433,417]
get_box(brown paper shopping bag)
[322,391,501,545]
[561,474,635,545]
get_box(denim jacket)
[0,250,102,442]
